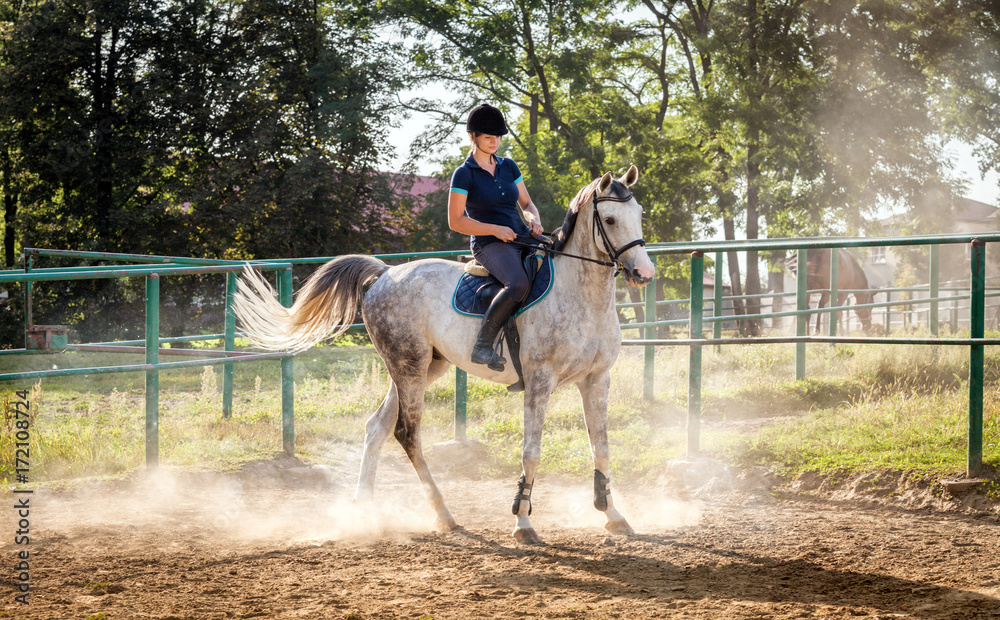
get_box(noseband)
[591,189,647,275]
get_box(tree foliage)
[0,0,994,346]
[0,0,409,344]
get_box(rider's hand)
[528,220,543,236]
[494,226,516,242]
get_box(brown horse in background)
[789,248,873,333]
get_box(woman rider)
[448,103,544,370]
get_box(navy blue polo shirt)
[450,155,529,249]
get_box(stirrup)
[487,336,507,372]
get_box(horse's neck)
[555,205,617,309]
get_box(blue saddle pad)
[452,254,554,318]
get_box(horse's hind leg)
[816,292,830,334]
[354,381,399,502]
[393,358,458,532]
[578,371,634,536]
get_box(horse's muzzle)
[627,268,653,287]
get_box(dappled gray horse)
[234,167,655,544]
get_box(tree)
[923,0,1000,202]
[376,0,713,320]
[640,0,963,334]
[0,0,409,346]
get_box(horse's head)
[585,166,655,287]
[854,291,873,332]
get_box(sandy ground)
[3,451,1000,620]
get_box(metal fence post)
[23,252,33,349]
[885,290,892,335]
[145,273,160,467]
[714,252,723,351]
[223,272,237,418]
[796,249,807,380]
[688,251,704,457]
[829,248,839,337]
[929,245,939,336]
[278,267,295,455]
[968,239,985,476]
[455,368,467,441]
[951,290,959,332]
[643,257,657,400]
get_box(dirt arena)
[3,451,1000,620]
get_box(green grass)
[1,336,999,485]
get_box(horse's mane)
[550,177,631,253]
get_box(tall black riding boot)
[471,288,519,371]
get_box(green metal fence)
[3,247,469,467]
[628,232,1000,476]
[1,256,297,466]
[4,233,999,476]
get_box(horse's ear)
[598,171,613,194]
[619,165,639,187]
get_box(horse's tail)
[234,255,388,353]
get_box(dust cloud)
[28,455,713,551]
[32,459,438,550]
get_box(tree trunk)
[723,215,746,333]
[740,0,763,337]
[768,259,785,331]
[92,26,117,249]
[2,142,17,267]
[628,286,644,325]
[744,140,762,337]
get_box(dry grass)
[2,337,998,484]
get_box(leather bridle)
[510,185,647,275]
[590,188,647,275]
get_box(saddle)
[452,249,553,392]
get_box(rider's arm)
[517,181,543,235]
[448,191,515,241]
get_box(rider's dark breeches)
[474,241,530,302]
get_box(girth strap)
[511,474,533,516]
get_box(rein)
[509,185,646,275]
[508,236,616,268]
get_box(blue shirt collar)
[466,154,502,170]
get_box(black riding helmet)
[466,103,508,136]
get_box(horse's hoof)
[434,516,459,532]
[513,527,543,545]
[605,519,635,536]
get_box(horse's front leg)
[578,371,634,536]
[815,292,830,334]
[512,371,556,545]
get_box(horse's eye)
[604,217,616,225]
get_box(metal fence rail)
[5,233,998,475]
[2,258,297,465]
[621,234,1000,476]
